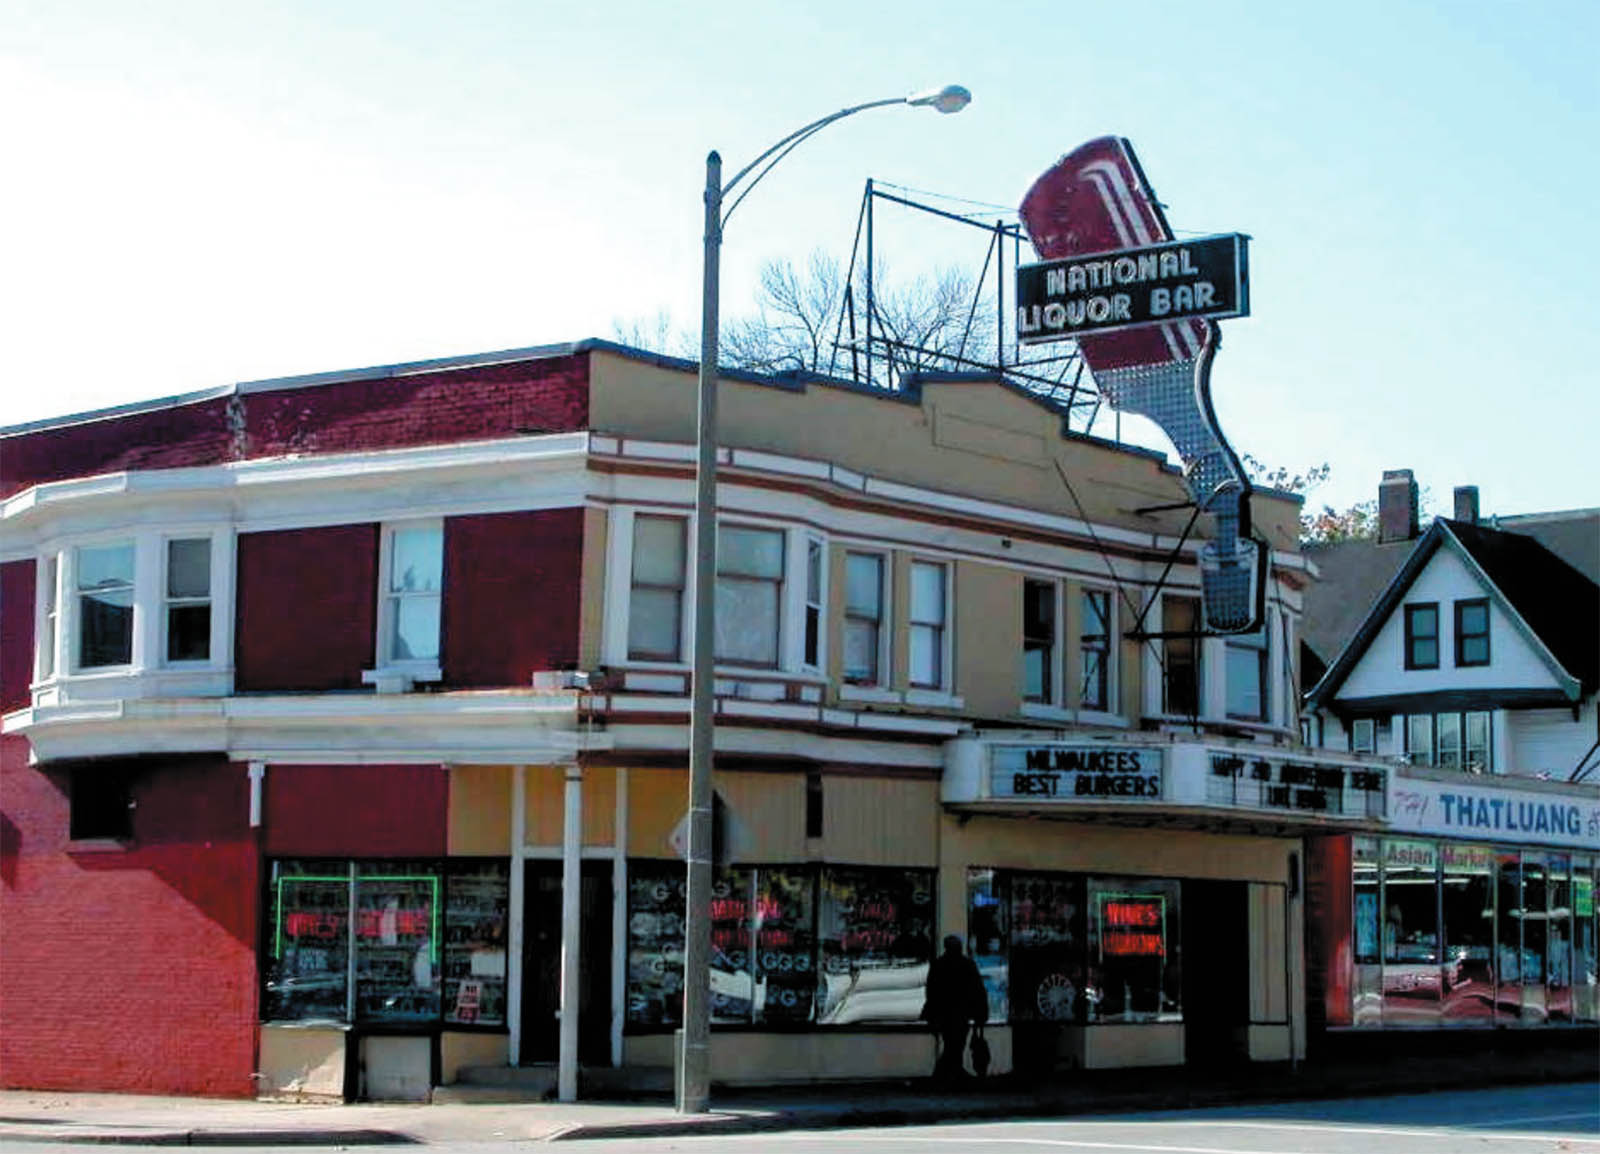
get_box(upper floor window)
[164,538,212,663]
[1350,717,1376,755]
[843,552,886,685]
[716,525,784,667]
[1225,626,1267,721]
[1405,710,1493,771]
[1162,595,1200,716]
[77,543,135,668]
[1022,579,1055,703]
[1080,588,1112,711]
[908,561,948,690]
[804,539,823,669]
[628,515,686,662]
[39,556,59,679]
[381,524,443,665]
[1404,603,1439,670]
[1455,598,1490,667]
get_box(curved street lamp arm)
[721,96,908,202]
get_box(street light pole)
[678,85,970,1115]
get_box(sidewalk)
[1,1044,1594,1146]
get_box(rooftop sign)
[1017,233,1248,344]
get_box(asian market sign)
[1390,777,1600,851]
[1017,233,1249,344]
[989,745,1163,802]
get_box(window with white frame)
[77,542,136,668]
[381,524,443,665]
[1406,711,1493,771]
[164,538,212,663]
[804,538,823,669]
[1225,626,1267,721]
[716,525,784,666]
[843,552,886,685]
[1080,587,1112,711]
[908,561,948,690]
[39,555,59,678]
[1022,579,1055,703]
[628,515,687,661]
[1161,595,1200,716]
[1350,717,1376,755]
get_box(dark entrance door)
[1181,879,1251,1067]
[521,860,613,1065]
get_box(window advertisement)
[1380,840,1440,1024]
[1008,874,1085,1023]
[626,864,686,1028]
[264,860,351,1023]
[1575,858,1597,1023]
[354,862,441,1023]
[753,868,816,1024]
[443,860,509,1026]
[1441,843,1495,1023]
[816,867,935,1025]
[1352,837,1382,1026]
[1495,850,1524,1023]
[1087,877,1181,1022]
[966,869,1009,1023]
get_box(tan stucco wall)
[628,767,684,859]
[586,349,1303,545]
[448,764,512,855]
[440,1031,510,1084]
[955,559,1019,716]
[257,1026,346,1101]
[816,776,939,867]
[523,764,617,848]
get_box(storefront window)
[1380,840,1440,1024]
[966,869,1008,1023]
[1495,849,1523,1023]
[816,867,935,1025]
[1087,877,1181,1022]
[265,860,351,1023]
[354,862,441,1023]
[1520,852,1549,1023]
[1547,855,1572,1024]
[1007,873,1084,1023]
[1441,844,1495,1023]
[1575,859,1597,1023]
[444,860,509,1026]
[1352,837,1382,1026]
[753,868,816,1024]
[626,864,686,1028]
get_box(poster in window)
[754,868,816,1024]
[626,867,686,1027]
[816,867,934,1024]
[354,866,441,1023]
[444,861,509,1026]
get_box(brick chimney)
[1453,485,1480,525]
[1378,469,1419,544]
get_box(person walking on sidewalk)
[922,934,988,1081]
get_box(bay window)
[1162,595,1200,716]
[39,555,58,678]
[628,515,687,661]
[843,552,886,685]
[1225,626,1267,721]
[908,561,948,690]
[77,542,135,668]
[1079,588,1112,711]
[1022,579,1055,703]
[164,537,212,663]
[716,525,785,666]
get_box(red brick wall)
[1,354,590,499]
[262,764,446,858]
[1,559,36,714]
[235,524,378,692]
[0,745,260,1096]
[442,508,583,688]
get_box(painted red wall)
[1,354,590,499]
[262,764,446,858]
[235,524,378,692]
[1305,833,1353,1030]
[442,508,584,688]
[1,559,36,715]
[0,745,259,1096]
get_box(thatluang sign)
[1017,233,1249,343]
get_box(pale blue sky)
[3,0,1595,518]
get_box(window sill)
[66,837,131,853]
[905,688,964,710]
[839,684,900,705]
[362,666,442,694]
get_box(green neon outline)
[274,873,441,963]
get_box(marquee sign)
[989,745,1163,802]
[1208,753,1386,820]
[1017,233,1248,344]
[1390,777,1600,851]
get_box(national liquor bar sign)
[1016,233,1249,344]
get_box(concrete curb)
[0,1126,418,1147]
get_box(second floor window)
[384,525,443,664]
[1022,579,1055,703]
[628,515,686,661]
[1404,710,1492,771]
[165,538,212,663]
[1162,595,1200,717]
[716,525,784,666]
[1225,626,1267,721]
[804,539,823,669]
[1080,588,1111,711]
[1404,603,1439,670]
[843,552,885,685]
[77,543,135,668]
[1350,717,1377,754]
[1455,598,1490,666]
[39,555,59,678]
[908,561,948,690]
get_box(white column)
[558,763,583,1102]
[611,767,629,1069]
[507,766,527,1068]
[247,762,265,827]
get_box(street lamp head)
[908,84,972,114]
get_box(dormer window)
[1403,603,1439,670]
